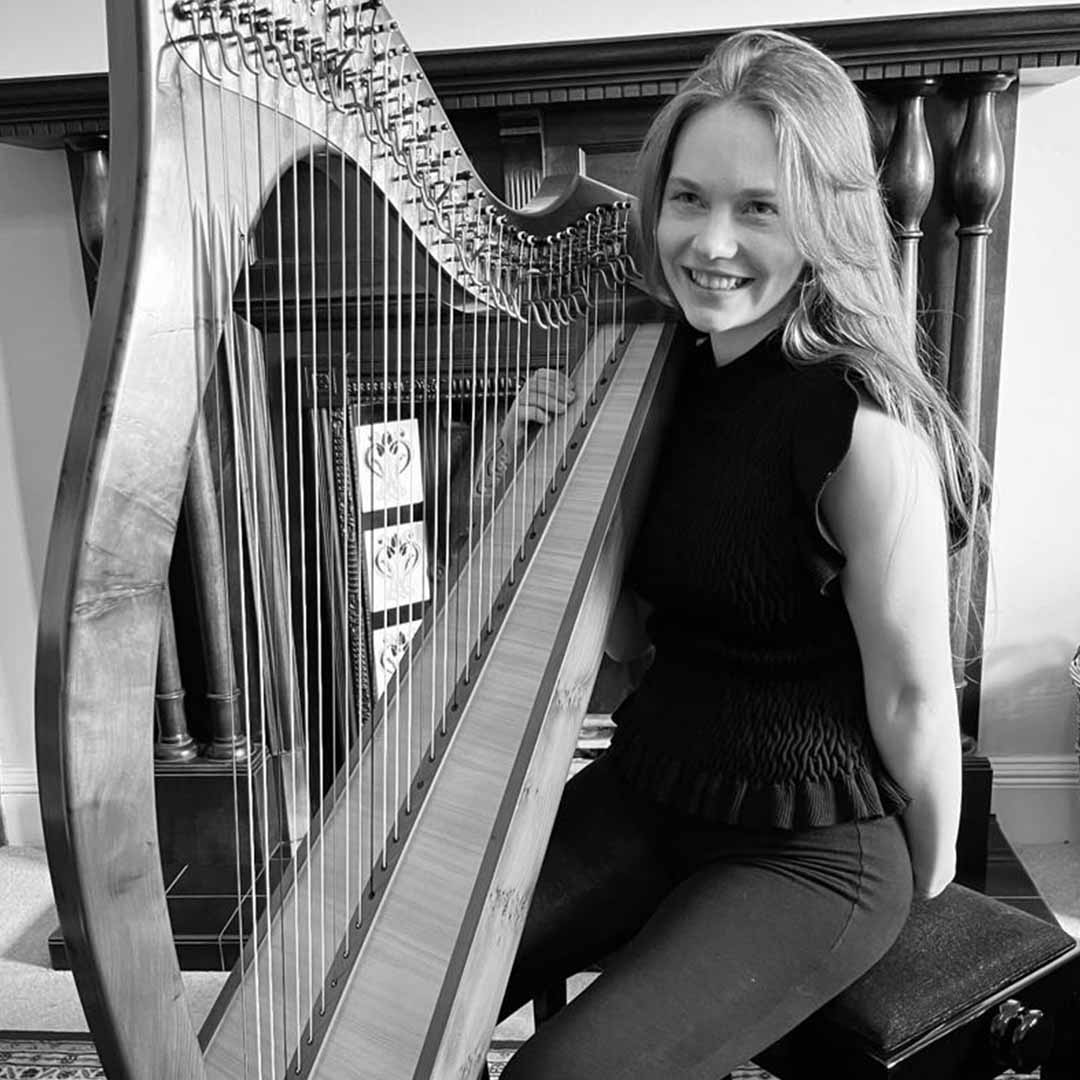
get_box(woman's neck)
[709,298,793,367]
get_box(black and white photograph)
[0,0,1078,1076]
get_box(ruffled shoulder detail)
[606,736,910,830]
[788,364,861,596]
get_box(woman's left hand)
[912,857,955,900]
[502,367,576,442]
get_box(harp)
[34,1,677,1077]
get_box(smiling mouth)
[686,268,752,292]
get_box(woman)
[497,27,986,1080]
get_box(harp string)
[267,55,307,1068]
[382,135,395,859]
[337,13,353,956]
[244,47,289,1074]
[310,118,328,1021]
[203,33,267,1073]
[393,114,405,847]
[358,10,371,928]
[288,49,316,1048]
[323,70,341,978]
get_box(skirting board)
[0,766,42,847]
[990,753,1080,845]
[6,754,1080,848]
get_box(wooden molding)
[3,6,1080,144]
[0,74,108,147]
[422,6,1080,109]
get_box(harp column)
[67,134,202,761]
[880,77,938,330]
[945,71,1014,728]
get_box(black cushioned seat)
[532,881,1080,1078]
[802,883,1076,1056]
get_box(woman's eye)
[669,190,701,206]
[745,200,778,217]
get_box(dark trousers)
[499,754,913,1080]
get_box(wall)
[0,0,1075,76]
[1,2,1078,845]
[981,75,1080,842]
[0,145,88,843]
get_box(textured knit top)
[606,326,911,829]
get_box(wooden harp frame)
[34,1,676,1077]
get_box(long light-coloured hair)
[635,28,988,568]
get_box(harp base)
[49,746,291,971]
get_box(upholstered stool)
[531,883,1080,1080]
[755,883,1080,1079]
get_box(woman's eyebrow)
[665,176,778,199]
[665,174,700,188]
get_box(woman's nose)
[691,210,738,260]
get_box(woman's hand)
[476,368,576,494]
[501,367,576,443]
[913,857,956,900]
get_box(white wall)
[0,0,1075,76]
[0,146,88,843]
[980,75,1080,842]
[1,3,1078,845]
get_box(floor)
[2,834,1078,1038]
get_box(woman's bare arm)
[821,403,961,900]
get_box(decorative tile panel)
[372,619,423,696]
[354,419,425,514]
[362,520,430,614]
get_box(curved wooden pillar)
[880,78,938,333]
[945,72,1014,723]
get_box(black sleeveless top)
[606,326,911,829]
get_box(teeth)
[688,269,749,291]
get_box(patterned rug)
[0,1035,1043,1078]
[0,1034,100,1079]
[0,1034,777,1078]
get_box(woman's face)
[656,101,805,362]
